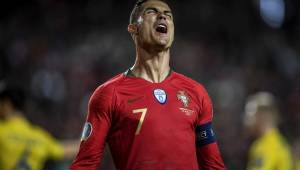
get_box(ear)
[128,24,138,35]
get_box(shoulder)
[251,130,287,154]
[93,73,125,96]
[89,73,126,110]
[172,72,209,96]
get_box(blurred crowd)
[1,0,300,169]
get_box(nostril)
[159,15,166,20]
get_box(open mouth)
[156,23,168,34]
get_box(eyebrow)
[144,7,172,15]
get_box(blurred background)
[1,0,300,169]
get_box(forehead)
[141,0,172,12]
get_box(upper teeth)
[158,24,166,28]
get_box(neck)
[131,46,171,83]
[259,122,275,136]
[1,110,22,120]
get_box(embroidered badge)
[179,107,195,116]
[177,91,190,107]
[153,89,167,104]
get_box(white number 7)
[133,108,148,135]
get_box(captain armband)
[196,122,216,147]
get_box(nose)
[158,12,167,20]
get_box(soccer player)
[244,92,292,170]
[70,0,226,169]
[0,85,78,170]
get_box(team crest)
[153,89,167,104]
[177,91,190,107]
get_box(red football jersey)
[70,71,226,170]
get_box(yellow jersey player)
[0,85,78,170]
[244,92,292,170]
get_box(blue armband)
[196,122,216,147]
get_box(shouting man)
[70,0,226,169]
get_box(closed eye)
[165,12,173,19]
[145,8,158,14]
[144,8,173,20]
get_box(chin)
[154,38,172,48]
[156,41,168,47]
[153,43,170,50]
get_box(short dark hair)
[0,85,26,111]
[129,0,168,24]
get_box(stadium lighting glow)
[259,0,285,28]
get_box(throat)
[132,45,171,83]
[128,66,172,83]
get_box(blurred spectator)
[0,83,78,170]
[243,92,292,170]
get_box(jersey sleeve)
[195,85,227,170]
[69,84,115,170]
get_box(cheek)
[170,28,175,40]
[140,23,152,35]
[168,25,175,42]
[168,21,175,31]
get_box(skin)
[244,107,277,138]
[0,99,14,120]
[128,0,175,83]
